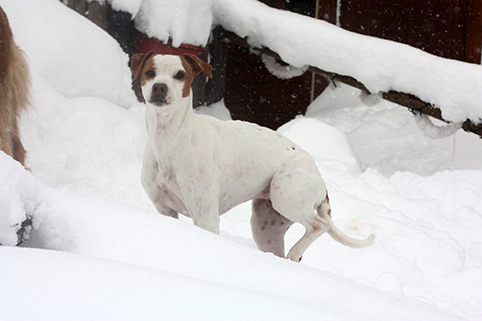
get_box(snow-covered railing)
[224,31,482,138]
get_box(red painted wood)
[136,33,206,56]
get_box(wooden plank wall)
[466,0,482,63]
[322,0,482,64]
[224,44,313,129]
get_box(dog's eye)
[145,70,155,77]
[174,71,185,80]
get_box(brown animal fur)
[131,51,156,104]
[0,6,31,167]
[180,54,212,98]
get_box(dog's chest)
[152,165,189,215]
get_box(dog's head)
[130,52,212,107]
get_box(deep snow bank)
[307,82,482,176]
[0,155,39,245]
[21,73,150,209]
[278,117,362,175]
[0,153,469,321]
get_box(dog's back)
[0,6,31,167]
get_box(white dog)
[131,52,374,262]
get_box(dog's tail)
[317,192,375,248]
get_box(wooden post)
[277,0,287,10]
[466,0,482,63]
[87,1,109,31]
[313,0,338,101]
[65,0,86,15]
[205,26,228,106]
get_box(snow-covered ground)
[1,0,482,320]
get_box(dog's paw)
[286,250,303,263]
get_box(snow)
[133,0,214,48]
[278,117,362,175]
[413,112,463,139]
[1,232,467,321]
[195,99,232,121]
[0,155,474,321]
[110,0,143,17]
[261,53,308,79]
[1,0,482,320]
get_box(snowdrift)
[0,154,468,321]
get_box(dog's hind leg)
[286,215,330,262]
[269,155,330,261]
[251,199,293,258]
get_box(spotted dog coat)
[131,52,374,262]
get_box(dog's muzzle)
[149,83,169,107]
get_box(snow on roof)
[117,0,482,124]
[127,0,214,48]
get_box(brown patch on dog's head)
[130,51,156,103]
[179,54,212,98]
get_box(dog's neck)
[145,93,194,147]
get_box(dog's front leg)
[182,186,220,234]
[143,178,179,219]
[192,210,220,234]
[190,201,220,234]
[142,147,179,219]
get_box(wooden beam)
[223,31,482,138]
[206,27,229,105]
[466,0,482,64]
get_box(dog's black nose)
[152,83,168,94]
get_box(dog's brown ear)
[182,54,213,79]
[131,51,156,79]
[130,51,156,103]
